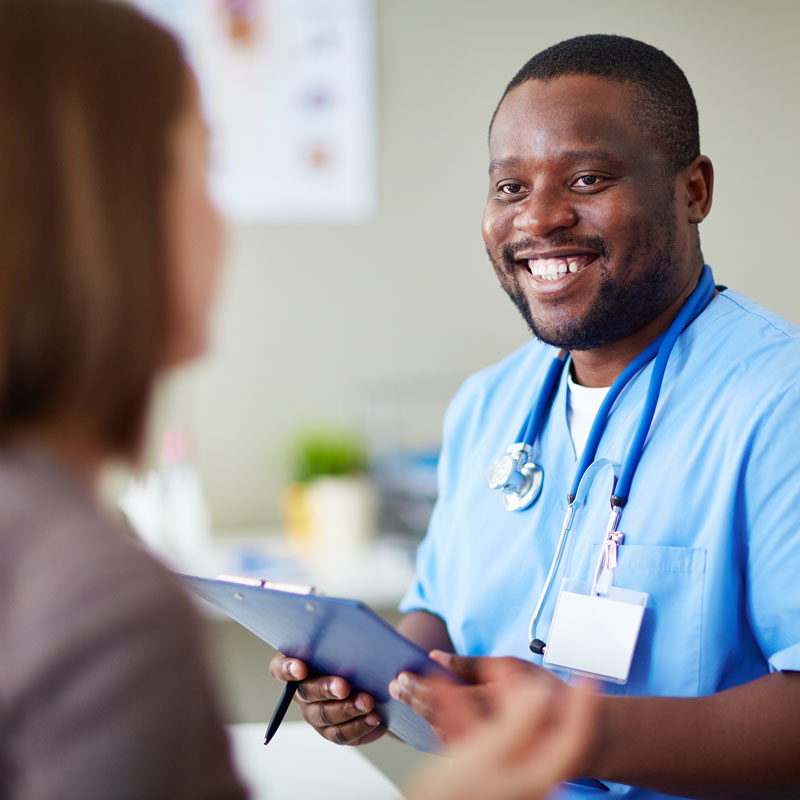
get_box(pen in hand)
[264,681,298,745]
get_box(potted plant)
[281,428,376,565]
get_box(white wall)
[153,0,800,529]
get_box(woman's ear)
[683,155,714,224]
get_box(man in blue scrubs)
[271,35,800,797]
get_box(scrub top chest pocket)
[533,459,707,693]
[597,543,707,696]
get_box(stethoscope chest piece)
[487,443,543,512]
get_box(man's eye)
[573,175,604,188]
[499,183,524,195]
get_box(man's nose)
[513,189,577,237]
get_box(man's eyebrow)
[488,157,518,174]
[561,149,616,161]
[488,150,618,174]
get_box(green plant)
[290,428,368,483]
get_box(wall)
[152,0,800,530]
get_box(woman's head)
[0,0,221,458]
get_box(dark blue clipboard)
[179,573,461,754]
[180,573,608,790]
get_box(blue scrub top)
[400,284,800,799]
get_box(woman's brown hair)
[0,0,187,456]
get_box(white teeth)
[528,256,588,281]
[528,259,543,277]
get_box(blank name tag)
[543,579,647,684]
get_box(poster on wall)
[132,0,377,222]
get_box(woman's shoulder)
[0,449,246,799]
[0,447,200,686]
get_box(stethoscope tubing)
[520,349,568,446]
[527,502,574,644]
[522,266,716,649]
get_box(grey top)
[0,447,247,799]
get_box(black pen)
[264,681,298,745]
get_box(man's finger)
[318,712,382,746]
[296,674,351,703]
[351,724,388,747]
[268,653,309,682]
[301,693,375,728]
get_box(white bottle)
[158,428,213,571]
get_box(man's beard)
[491,206,676,351]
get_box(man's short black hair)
[495,34,700,173]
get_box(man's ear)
[682,155,714,224]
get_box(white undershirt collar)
[566,371,610,459]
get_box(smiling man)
[484,70,705,388]
[270,35,800,798]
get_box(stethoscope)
[487,265,716,654]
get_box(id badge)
[543,578,647,684]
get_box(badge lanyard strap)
[589,264,716,596]
[570,264,716,505]
[528,265,716,650]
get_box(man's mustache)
[501,235,609,270]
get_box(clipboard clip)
[216,574,317,596]
[212,574,315,745]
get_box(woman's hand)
[404,656,596,800]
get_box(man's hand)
[388,651,563,744]
[268,652,385,746]
[404,657,596,800]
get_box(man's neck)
[569,273,704,388]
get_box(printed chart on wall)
[132,0,377,222]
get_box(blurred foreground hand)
[405,657,596,800]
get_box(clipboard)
[178,573,461,754]
[181,573,609,789]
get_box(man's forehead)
[493,75,637,128]
[488,76,651,161]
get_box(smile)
[525,253,598,281]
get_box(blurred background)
[113,0,799,788]
[144,0,800,532]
